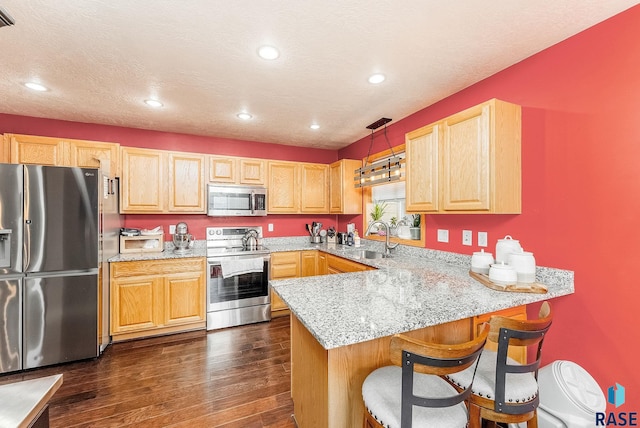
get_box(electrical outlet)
[462,230,472,246]
[268,223,274,232]
[478,231,488,247]
[437,229,449,243]
[169,224,176,234]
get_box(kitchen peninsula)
[270,242,574,428]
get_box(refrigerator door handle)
[26,268,99,279]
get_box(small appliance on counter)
[173,222,193,253]
[119,226,164,253]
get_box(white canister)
[495,235,522,263]
[471,249,495,274]
[489,262,518,285]
[508,250,536,283]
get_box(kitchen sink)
[357,250,390,259]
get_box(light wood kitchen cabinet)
[326,254,374,274]
[168,152,206,212]
[121,147,206,214]
[300,250,318,277]
[270,251,301,317]
[472,305,527,363]
[120,147,165,213]
[110,258,206,341]
[209,155,266,185]
[406,124,440,212]
[317,252,328,275]
[7,133,68,166]
[268,161,299,213]
[209,156,236,183]
[406,99,521,214]
[268,160,330,214]
[300,163,329,213]
[329,159,362,214]
[0,134,8,163]
[69,139,120,176]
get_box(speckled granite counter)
[108,241,206,262]
[267,238,574,350]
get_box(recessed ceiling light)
[368,73,386,84]
[144,99,163,108]
[237,112,253,120]
[310,124,320,130]
[24,82,48,92]
[258,45,280,60]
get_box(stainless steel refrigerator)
[0,163,100,373]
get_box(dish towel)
[220,258,264,279]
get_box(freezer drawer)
[0,277,22,373]
[24,273,98,369]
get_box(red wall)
[0,114,341,239]
[341,5,640,402]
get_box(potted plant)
[410,214,421,240]
[369,200,387,234]
[389,216,398,236]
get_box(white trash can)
[509,360,606,428]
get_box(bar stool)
[447,302,553,428]
[362,324,490,428]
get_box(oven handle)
[207,254,270,265]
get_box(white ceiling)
[0,1,637,150]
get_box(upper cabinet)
[267,160,329,214]
[3,134,120,174]
[121,147,206,214]
[406,99,521,214]
[209,155,266,185]
[330,159,362,214]
[168,152,206,212]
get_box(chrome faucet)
[365,220,399,256]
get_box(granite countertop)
[268,238,574,350]
[108,241,207,262]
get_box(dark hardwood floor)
[0,316,295,427]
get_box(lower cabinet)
[472,305,528,363]
[270,251,373,317]
[110,258,206,341]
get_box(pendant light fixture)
[354,118,404,188]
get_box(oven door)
[207,254,270,312]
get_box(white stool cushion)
[447,350,538,404]
[362,366,469,428]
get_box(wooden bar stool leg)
[526,411,539,428]
[468,402,482,428]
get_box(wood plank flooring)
[0,316,295,427]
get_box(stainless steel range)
[206,226,271,330]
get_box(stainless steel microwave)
[207,184,267,216]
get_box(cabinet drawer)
[326,254,372,273]
[111,258,205,278]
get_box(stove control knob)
[216,229,222,235]
[208,229,215,235]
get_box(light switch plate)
[268,223,274,232]
[169,224,176,234]
[462,230,472,246]
[437,229,449,243]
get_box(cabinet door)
[110,276,162,334]
[120,147,165,213]
[239,158,266,185]
[317,253,328,275]
[441,104,490,211]
[330,159,362,214]
[300,163,329,213]
[69,140,120,176]
[209,156,236,183]
[300,251,318,277]
[168,152,205,213]
[406,124,440,212]
[268,161,299,213]
[164,271,205,326]
[1,134,10,163]
[8,134,68,166]
[326,254,372,274]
